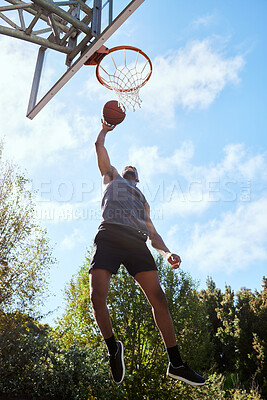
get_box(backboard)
[0,0,145,119]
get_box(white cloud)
[182,144,267,183]
[128,142,267,216]
[81,73,113,103]
[192,14,216,29]
[129,142,267,186]
[60,228,86,251]
[0,37,98,169]
[162,190,212,217]
[181,197,267,273]
[141,38,244,122]
[128,142,194,182]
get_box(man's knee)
[89,269,111,310]
[149,288,169,310]
[90,290,107,311]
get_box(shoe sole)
[167,372,206,387]
[115,341,125,384]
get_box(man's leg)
[134,270,178,348]
[89,269,113,339]
[89,268,125,384]
[134,270,206,386]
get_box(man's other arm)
[145,202,181,269]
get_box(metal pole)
[109,0,113,24]
[27,47,46,115]
[0,25,71,53]
[5,0,69,32]
[92,0,102,37]
[0,3,33,11]
[31,0,91,34]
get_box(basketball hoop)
[94,46,152,111]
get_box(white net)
[97,47,152,111]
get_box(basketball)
[102,100,126,125]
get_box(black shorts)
[89,223,157,277]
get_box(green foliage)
[216,285,240,371]
[199,277,224,370]
[160,260,212,370]
[0,144,55,313]
[0,310,52,395]
[0,209,266,400]
[0,309,113,399]
[201,277,267,398]
[57,252,212,373]
[56,252,214,398]
[56,249,98,348]
[56,250,265,399]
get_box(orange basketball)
[102,100,126,125]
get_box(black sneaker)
[108,341,125,384]
[167,362,206,386]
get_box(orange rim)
[95,45,153,92]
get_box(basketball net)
[96,46,153,111]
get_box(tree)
[199,278,223,369]
[201,277,267,398]
[235,287,257,382]
[56,250,98,348]
[0,143,55,313]
[0,310,113,400]
[215,285,240,372]
[248,277,267,397]
[159,259,212,371]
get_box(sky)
[0,0,267,326]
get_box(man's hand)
[167,253,181,269]
[101,119,116,132]
[95,120,118,180]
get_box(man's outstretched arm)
[95,120,118,183]
[145,203,181,269]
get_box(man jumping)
[89,120,206,387]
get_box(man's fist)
[101,119,116,131]
[167,253,181,269]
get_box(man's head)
[122,166,139,184]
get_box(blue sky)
[1,0,267,325]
